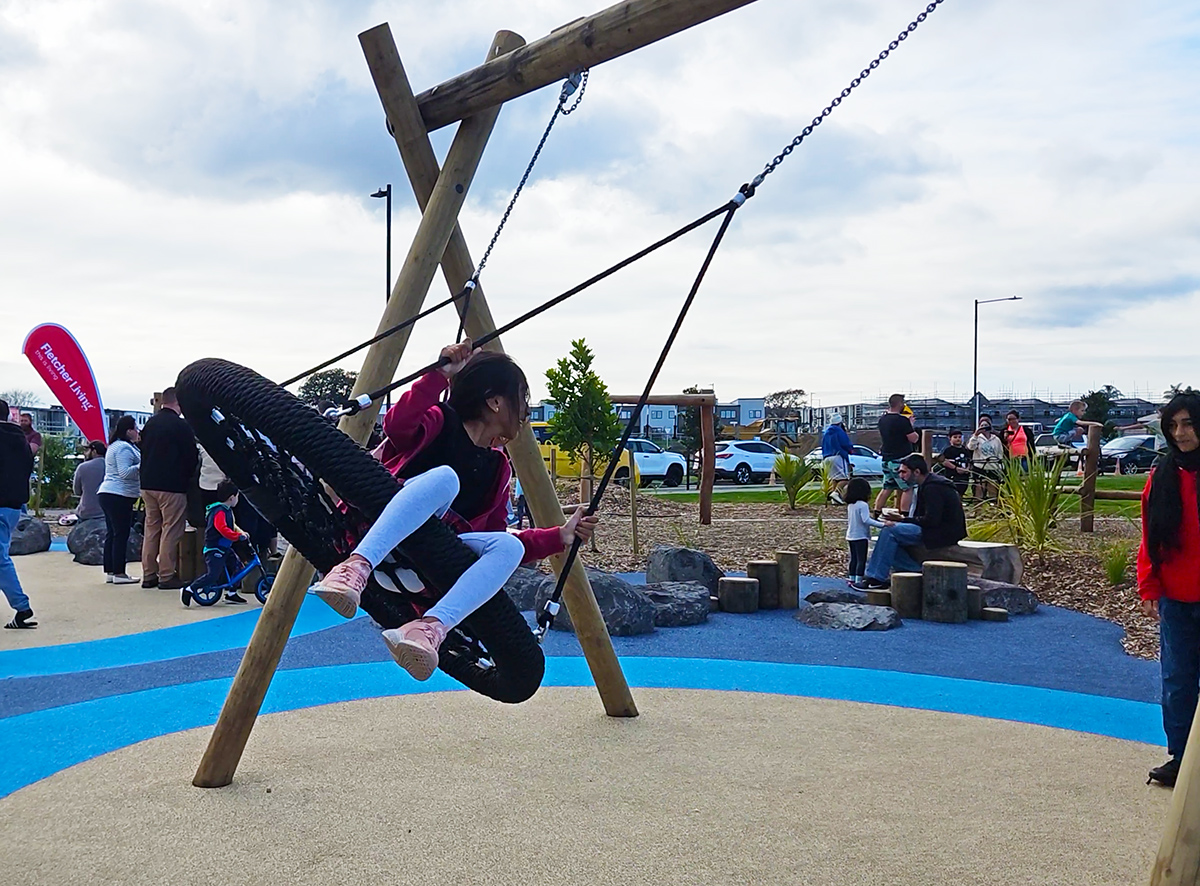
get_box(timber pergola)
[608,393,717,524]
[192,0,763,789]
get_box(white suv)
[713,440,783,484]
[620,438,688,487]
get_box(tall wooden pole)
[413,0,761,131]
[1150,706,1200,883]
[191,31,522,789]
[1079,424,1101,533]
[700,404,715,525]
[360,23,637,717]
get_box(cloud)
[1024,276,1200,328]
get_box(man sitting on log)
[853,454,967,590]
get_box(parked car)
[1099,434,1163,475]
[622,438,688,487]
[1033,433,1084,468]
[530,421,635,480]
[804,444,885,478]
[714,440,784,484]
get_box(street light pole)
[973,296,1022,429]
[371,184,392,407]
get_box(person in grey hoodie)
[0,399,36,628]
[97,416,142,584]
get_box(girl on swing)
[309,340,597,680]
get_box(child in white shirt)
[845,477,887,583]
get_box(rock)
[67,516,144,566]
[974,580,1039,615]
[502,566,546,611]
[955,540,1024,585]
[805,588,868,605]
[641,581,710,627]
[534,567,656,636]
[795,603,901,631]
[10,516,51,555]
[645,546,725,594]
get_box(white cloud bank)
[1,0,1198,413]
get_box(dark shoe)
[4,609,38,629]
[181,587,192,608]
[141,575,159,589]
[224,593,248,605]
[1148,757,1181,787]
[158,575,185,590]
[852,577,889,591]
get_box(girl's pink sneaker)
[382,619,448,681]
[307,556,371,619]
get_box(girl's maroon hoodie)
[372,370,564,565]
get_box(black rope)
[534,199,742,639]
[337,196,742,416]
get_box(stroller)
[184,539,277,606]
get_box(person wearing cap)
[821,413,853,504]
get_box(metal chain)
[746,0,945,195]
[472,70,589,281]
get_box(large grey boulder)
[535,567,656,636]
[645,546,725,594]
[641,581,710,627]
[795,602,902,631]
[10,516,51,555]
[502,567,546,612]
[971,578,1039,615]
[67,516,143,566]
[805,588,868,605]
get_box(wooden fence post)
[1080,424,1101,533]
[921,429,934,463]
[700,403,715,525]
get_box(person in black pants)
[97,416,142,584]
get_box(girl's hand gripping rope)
[560,506,599,547]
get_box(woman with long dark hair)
[97,416,141,585]
[309,340,597,680]
[1138,391,1200,787]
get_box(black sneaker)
[224,593,248,605]
[142,576,159,589]
[1148,757,1181,787]
[3,609,37,629]
[181,587,192,608]
[852,577,890,591]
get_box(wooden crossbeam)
[414,0,760,131]
[360,23,638,717]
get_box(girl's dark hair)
[108,415,137,445]
[845,477,872,504]
[87,440,107,457]
[1146,391,1200,570]
[447,351,529,423]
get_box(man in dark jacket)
[854,454,967,590]
[0,399,37,628]
[139,387,198,589]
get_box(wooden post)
[718,576,759,613]
[1080,424,1101,533]
[774,550,799,609]
[700,403,715,525]
[921,561,969,624]
[747,560,780,609]
[360,23,636,717]
[191,31,522,789]
[921,429,934,463]
[890,572,923,619]
[629,457,639,560]
[1149,692,1200,883]
[412,0,761,132]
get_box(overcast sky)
[2,0,1197,415]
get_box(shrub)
[983,456,1069,559]
[774,452,813,510]
[1101,541,1134,587]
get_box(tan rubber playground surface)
[0,551,248,648]
[2,688,1170,885]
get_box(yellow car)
[530,422,638,483]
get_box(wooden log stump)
[890,572,923,620]
[967,585,983,620]
[178,527,203,583]
[981,607,1009,622]
[747,561,780,610]
[921,561,969,624]
[774,550,800,609]
[709,595,720,613]
[718,577,759,614]
[866,590,893,608]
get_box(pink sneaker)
[382,619,448,681]
[307,556,371,619]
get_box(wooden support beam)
[191,30,521,790]
[413,0,761,131]
[360,23,637,718]
[699,403,715,525]
[1150,705,1200,883]
[920,429,934,463]
[609,394,717,408]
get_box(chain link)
[472,70,589,280]
[747,0,945,195]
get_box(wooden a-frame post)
[193,0,762,787]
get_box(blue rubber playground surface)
[0,571,1164,800]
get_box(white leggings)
[352,465,524,629]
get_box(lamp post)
[973,296,1022,429]
[371,185,392,407]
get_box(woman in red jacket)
[1138,391,1200,786]
[309,341,597,680]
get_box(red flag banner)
[21,324,107,443]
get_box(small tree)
[1083,385,1121,439]
[298,368,358,405]
[677,385,720,464]
[774,452,813,510]
[0,388,40,409]
[765,388,807,419]
[545,339,622,497]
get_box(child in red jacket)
[1138,391,1200,787]
[310,342,597,681]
